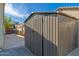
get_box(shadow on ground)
[0,46,33,56]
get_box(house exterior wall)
[0,3,4,49]
[25,13,78,56]
[57,8,79,19]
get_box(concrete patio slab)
[2,34,79,56]
[0,34,33,56]
[4,34,25,49]
[0,46,33,56]
[67,47,79,56]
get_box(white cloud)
[5,4,28,18]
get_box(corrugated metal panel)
[25,13,78,56]
[58,14,78,55]
[33,15,43,55]
[37,16,42,55]
[29,18,34,53]
[43,15,57,56]
[43,15,49,55]
[48,15,55,55]
[55,16,59,55]
[25,20,31,49]
[25,15,43,56]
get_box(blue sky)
[5,3,79,23]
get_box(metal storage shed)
[57,7,79,47]
[24,12,78,56]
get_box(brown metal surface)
[25,13,78,56]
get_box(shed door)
[43,15,56,56]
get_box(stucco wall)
[0,3,4,49]
[57,10,79,19]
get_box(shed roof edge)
[24,12,78,23]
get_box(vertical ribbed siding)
[31,15,42,56]
[55,15,59,55]
[25,13,78,56]
[48,16,54,55]
[25,20,31,49]
[58,14,78,55]
[30,18,34,53]
[33,18,36,55]
[47,15,49,55]
[75,21,78,47]
[43,15,57,56]
[52,15,57,55]
[43,15,48,56]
